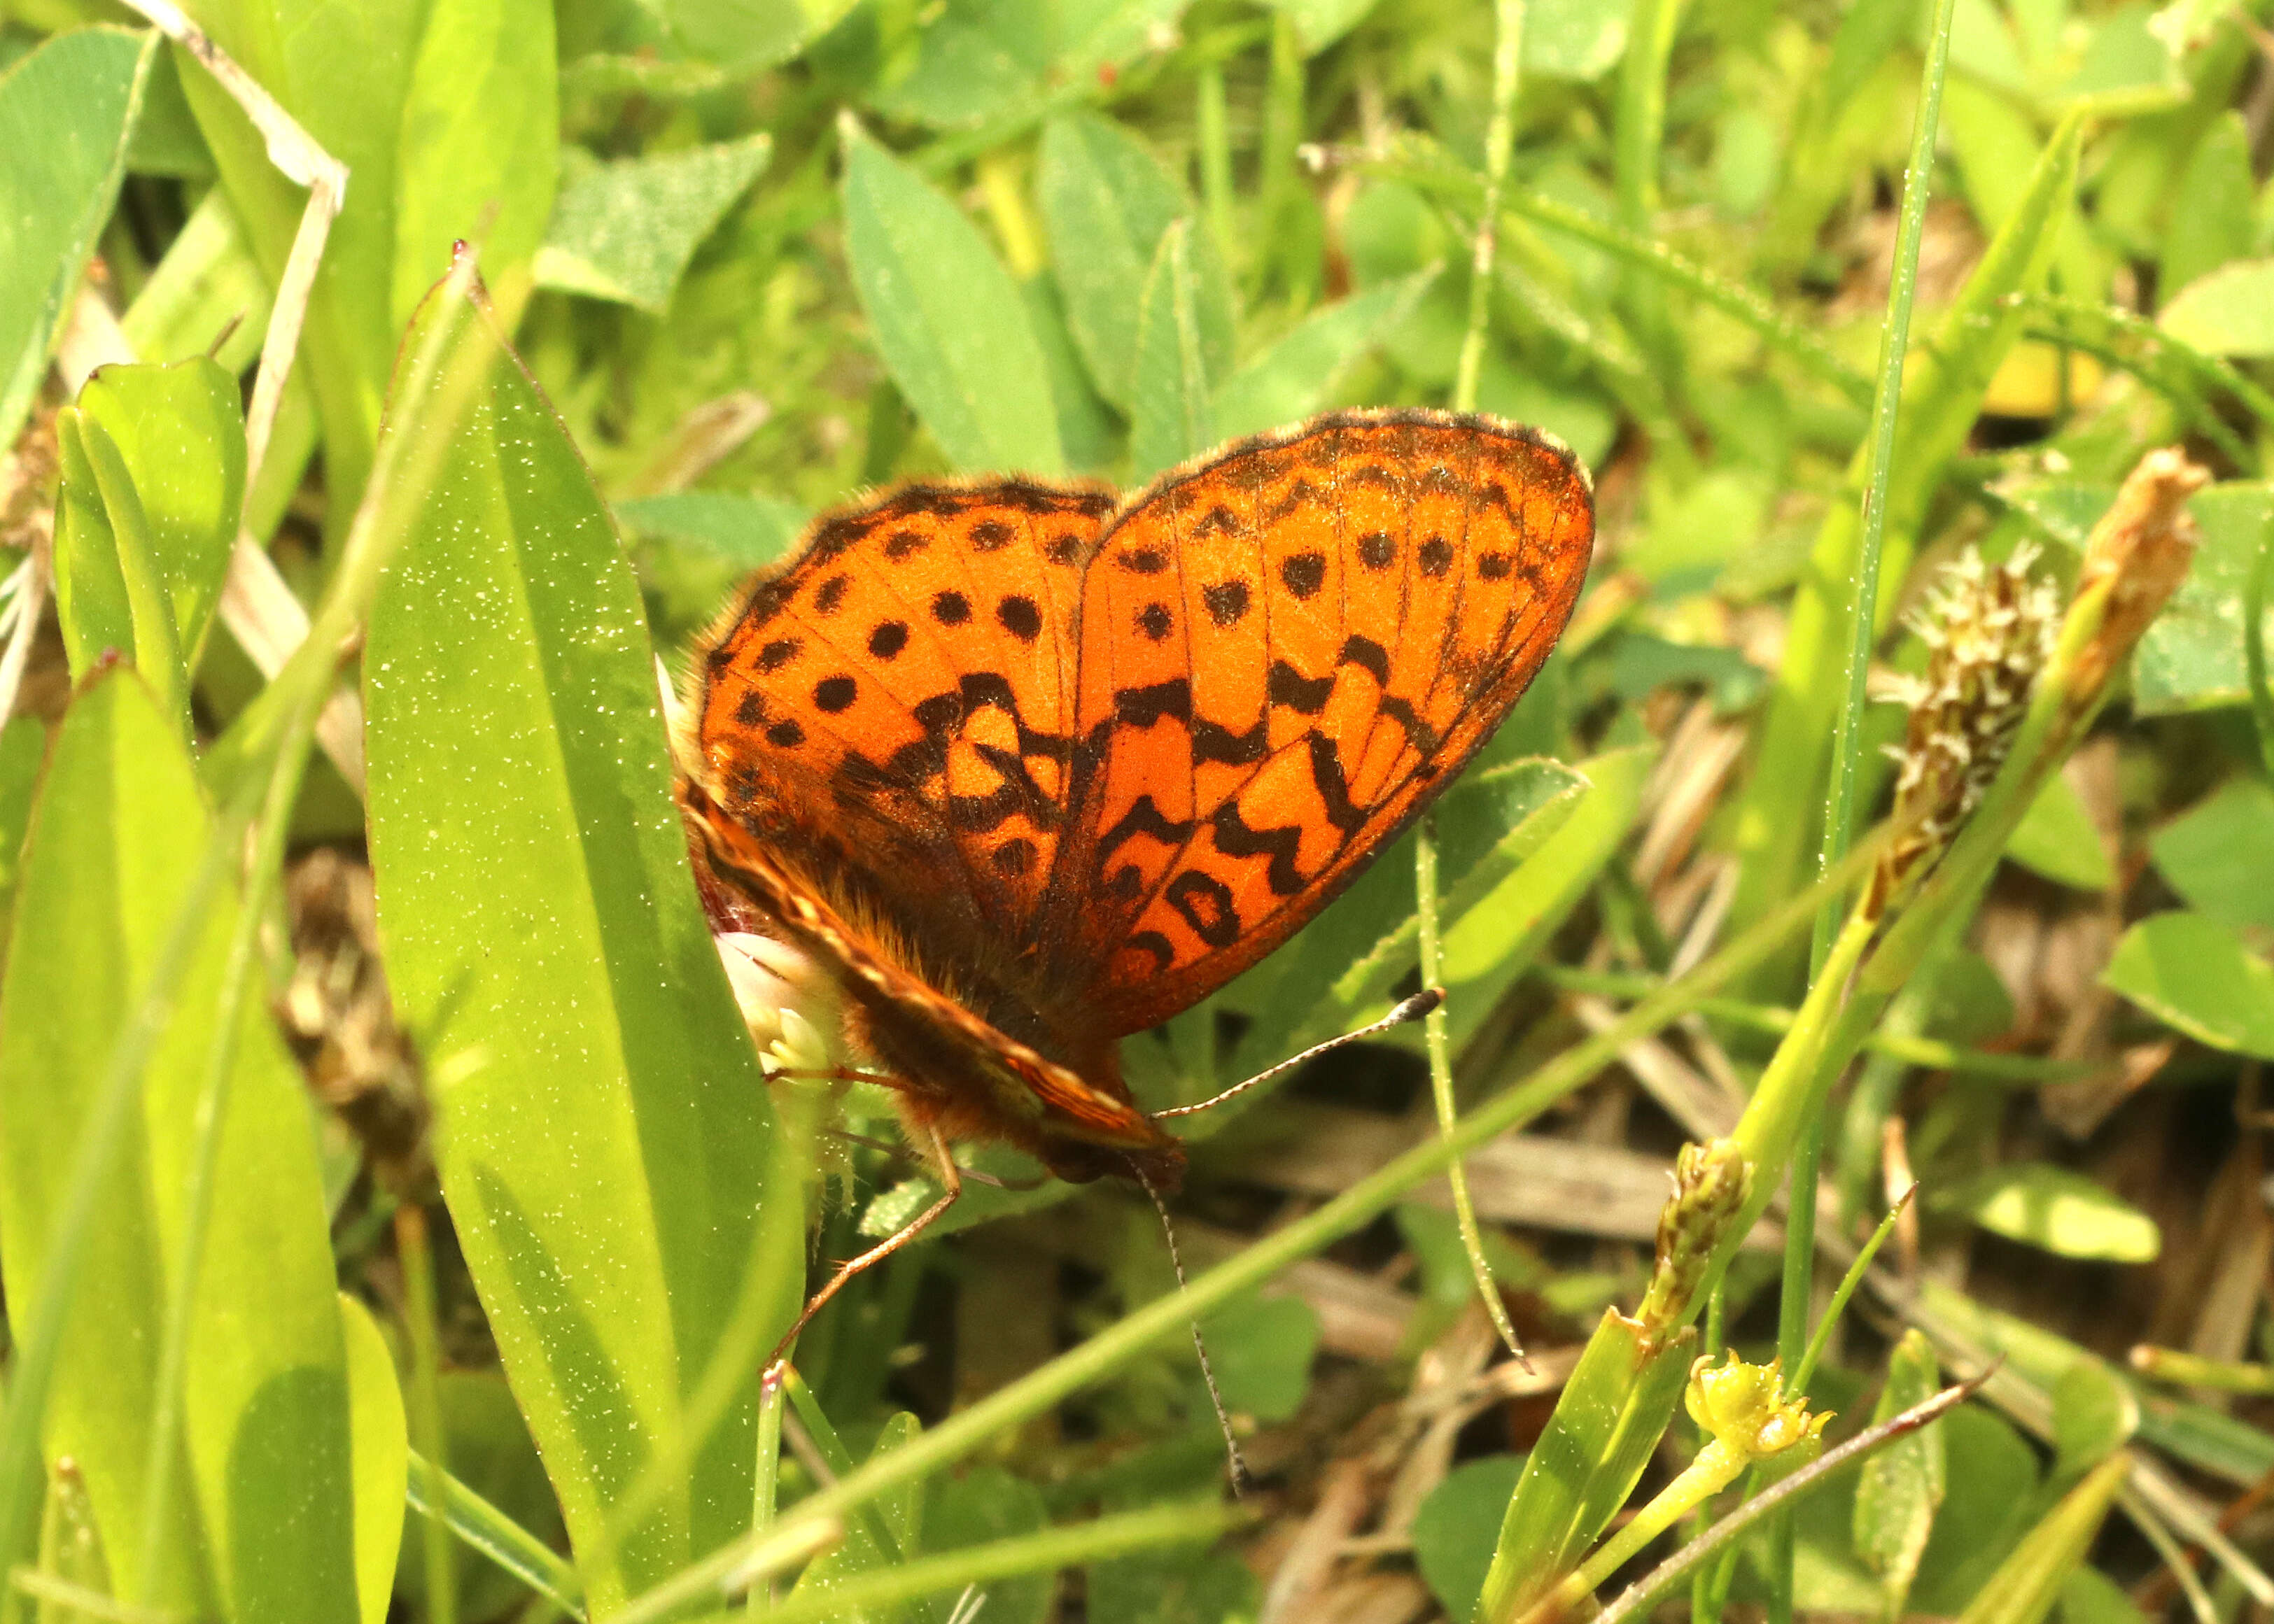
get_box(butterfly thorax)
[682,779,1186,1188]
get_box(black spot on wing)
[1339,634,1390,684]
[1203,579,1251,626]
[1267,661,1333,714]
[1097,793,1197,863]
[1128,930,1174,971]
[1165,869,1241,949]
[1279,551,1326,600]
[1211,799,1307,896]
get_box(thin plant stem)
[1417,818,1521,1358]
[704,1502,1244,1624]
[405,1450,585,1620]
[2247,511,2273,776]
[399,1202,458,1624]
[1422,0,1528,1364]
[612,844,1877,1624]
[1613,0,1683,367]
[1774,0,1958,1611]
[748,1371,785,1619]
[1790,1185,1915,1396]
[1452,0,1524,409]
[1196,62,1235,269]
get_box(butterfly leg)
[764,1118,962,1377]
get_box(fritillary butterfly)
[678,409,1592,1339]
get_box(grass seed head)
[1872,544,2059,909]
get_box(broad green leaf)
[614,492,809,566]
[2103,911,2274,1059]
[534,136,770,313]
[0,27,156,451]
[2159,257,2274,355]
[1088,1540,1258,1624]
[392,0,559,328]
[2161,112,2254,297]
[395,1373,566,1622]
[2059,1567,2150,1624]
[842,131,1063,474]
[1477,1308,1696,1621]
[2149,775,2274,931]
[1218,756,1587,1083]
[2050,1360,2137,1485]
[1210,267,1441,440]
[869,0,1048,128]
[1855,1331,1944,1622]
[1197,1294,1319,1422]
[1129,221,1213,482]
[2005,772,2114,891]
[869,0,1190,126]
[121,190,271,370]
[338,1295,407,1624]
[2133,483,2274,714]
[1951,1453,2131,1624]
[1023,273,1118,472]
[1525,0,1630,78]
[653,0,861,71]
[1412,1455,1524,1621]
[1910,1404,2042,1614]
[0,669,358,1621]
[363,289,800,1610]
[73,360,247,667]
[1942,1165,2161,1263]
[1438,745,1654,1051]
[2049,2,2184,113]
[1039,112,1231,411]
[51,411,192,729]
[922,1466,1049,1624]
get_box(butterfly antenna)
[1133,1163,1251,1495]
[1151,988,1444,1121]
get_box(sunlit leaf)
[535,136,770,313]
[2132,483,2274,714]
[0,669,358,1621]
[841,129,1063,474]
[1129,220,1213,481]
[1942,1165,2161,1263]
[0,27,156,450]
[2103,911,2274,1059]
[2149,775,2274,931]
[2004,771,2114,891]
[364,281,800,1611]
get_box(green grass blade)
[404,1451,586,1622]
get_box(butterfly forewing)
[693,479,1113,940]
[1049,411,1594,1036]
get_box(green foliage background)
[3,0,2274,1620]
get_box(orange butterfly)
[677,408,1593,1357]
